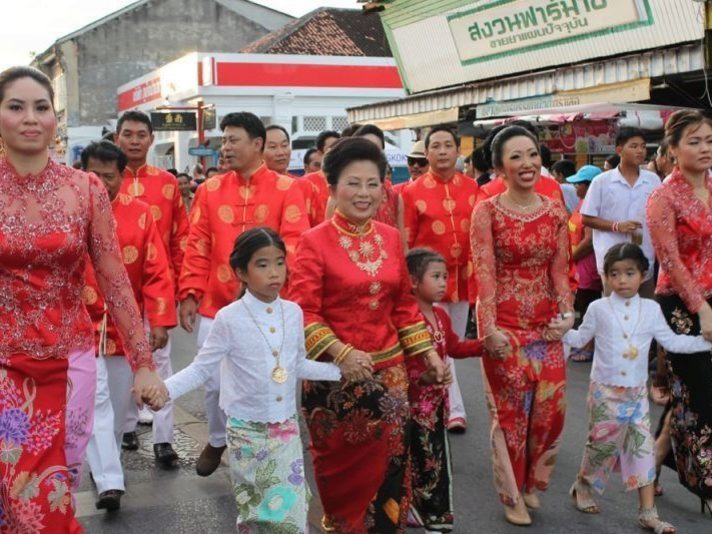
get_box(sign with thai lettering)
[448,0,652,65]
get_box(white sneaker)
[138,406,154,425]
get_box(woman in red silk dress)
[470,126,574,527]
[290,137,447,533]
[0,66,165,533]
[647,110,712,513]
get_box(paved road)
[77,327,712,533]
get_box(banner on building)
[448,0,652,65]
[151,112,197,131]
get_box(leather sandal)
[638,506,675,533]
[569,481,600,514]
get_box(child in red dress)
[406,248,484,533]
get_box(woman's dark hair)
[483,120,539,169]
[117,110,153,134]
[490,125,539,169]
[80,140,128,173]
[605,154,620,169]
[322,137,387,186]
[0,66,55,106]
[229,227,286,273]
[406,248,446,281]
[664,109,712,148]
[354,124,385,149]
[472,147,490,173]
[602,243,649,276]
[340,124,360,138]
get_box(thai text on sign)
[448,0,651,65]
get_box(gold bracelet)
[333,344,353,365]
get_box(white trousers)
[125,334,174,444]
[198,315,228,448]
[85,356,131,494]
[436,301,469,423]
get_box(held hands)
[419,350,452,386]
[484,330,510,359]
[149,326,168,351]
[132,367,169,411]
[543,313,575,341]
[179,296,198,333]
[338,349,374,382]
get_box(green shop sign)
[447,0,653,66]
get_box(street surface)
[77,327,711,533]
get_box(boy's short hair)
[603,243,649,276]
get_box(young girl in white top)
[165,227,341,532]
[564,243,711,534]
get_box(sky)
[0,0,358,71]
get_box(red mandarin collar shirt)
[402,170,479,303]
[83,193,176,356]
[120,163,190,289]
[178,164,309,318]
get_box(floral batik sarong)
[227,416,311,534]
[658,294,712,499]
[578,382,655,494]
[302,363,411,534]
[481,337,566,506]
[1,349,96,534]
[409,402,453,532]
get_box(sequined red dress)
[0,158,153,533]
[470,194,572,507]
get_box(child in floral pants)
[563,243,711,533]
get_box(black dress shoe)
[195,444,226,477]
[96,489,124,511]
[122,431,139,451]
[154,443,179,468]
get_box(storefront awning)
[347,43,703,130]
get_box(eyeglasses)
[407,157,428,167]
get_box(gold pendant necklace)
[608,297,641,360]
[242,298,288,383]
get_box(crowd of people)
[1,64,711,534]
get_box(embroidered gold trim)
[305,322,338,360]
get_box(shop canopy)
[472,103,686,135]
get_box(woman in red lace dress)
[0,66,165,533]
[290,137,447,533]
[647,110,712,513]
[470,125,574,526]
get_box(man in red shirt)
[402,125,478,432]
[302,129,341,224]
[179,112,309,476]
[114,110,189,465]
[263,124,320,226]
[81,141,176,509]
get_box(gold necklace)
[242,298,288,383]
[607,297,642,360]
[332,218,388,277]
